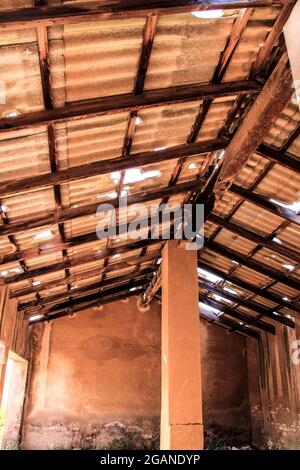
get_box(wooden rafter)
[1,2,298,325]
[155,290,261,339]
[0,138,224,199]
[28,284,146,324]
[250,3,295,76]
[0,80,260,132]
[220,4,294,135]
[28,281,261,340]
[205,239,300,292]
[209,213,300,263]
[105,14,159,284]
[200,295,276,333]
[230,184,300,225]
[0,178,203,238]
[2,182,299,300]
[0,238,163,286]
[10,253,161,299]
[36,24,73,304]
[0,212,162,266]
[280,122,300,153]
[216,53,293,192]
[201,279,295,327]
[257,143,300,172]
[0,1,292,31]
[38,280,148,316]
[140,7,296,310]
[188,7,252,144]
[200,261,300,315]
[20,269,155,311]
[207,314,260,339]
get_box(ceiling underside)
[0,0,299,340]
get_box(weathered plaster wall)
[23,297,161,450]
[247,322,300,450]
[201,319,251,446]
[22,297,251,449]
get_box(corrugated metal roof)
[231,200,284,236]
[0,3,298,330]
[0,127,50,181]
[255,163,300,203]
[213,228,256,255]
[264,100,300,151]
[144,13,234,90]
[49,18,146,105]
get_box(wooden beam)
[142,265,162,306]
[205,239,300,291]
[0,178,202,237]
[36,26,52,109]
[135,14,158,94]
[37,25,74,303]
[280,122,300,153]
[201,295,276,333]
[0,211,161,266]
[188,7,252,142]
[201,279,295,327]
[0,80,260,132]
[11,253,160,298]
[0,138,224,199]
[0,238,162,286]
[120,14,158,159]
[33,279,148,316]
[257,143,300,172]
[111,14,159,279]
[230,184,300,225]
[28,284,145,324]
[209,213,300,263]
[220,4,294,135]
[23,276,150,317]
[200,261,300,315]
[250,3,295,75]
[208,314,260,339]
[216,53,293,191]
[0,1,291,30]
[20,269,154,311]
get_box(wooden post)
[161,240,203,450]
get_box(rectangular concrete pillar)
[284,0,300,109]
[161,240,203,450]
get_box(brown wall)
[201,319,251,446]
[23,297,251,449]
[23,297,161,450]
[247,322,300,450]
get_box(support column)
[284,0,300,108]
[161,240,203,450]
